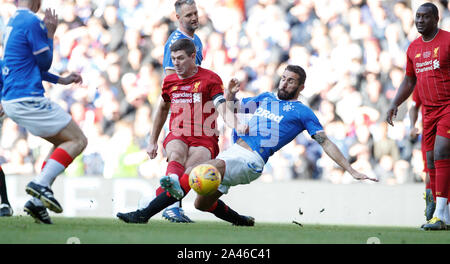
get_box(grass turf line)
[0,216,448,244]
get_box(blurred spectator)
[373,122,400,163]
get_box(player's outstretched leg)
[195,191,255,226]
[23,198,52,224]
[117,191,180,224]
[25,120,87,214]
[207,200,255,226]
[0,166,13,217]
[160,173,194,223]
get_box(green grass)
[0,216,448,244]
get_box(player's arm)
[312,131,378,182]
[408,101,420,140]
[147,98,171,159]
[34,9,59,72]
[41,72,82,85]
[215,79,248,134]
[225,78,241,113]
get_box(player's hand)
[146,141,158,159]
[350,171,378,182]
[409,127,419,141]
[386,105,397,126]
[59,72,82,85]
[43,8,58,39]
[236,123,249,135]
[226,78,240,100]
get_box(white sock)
[32,159,65,187]
[445,202,449,224]
[167,174,181,209]
[434,197,449,224]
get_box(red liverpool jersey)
[406,29,450,107]
[162,67,224,138]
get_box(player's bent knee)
[168,151,186,164]
[434,137,450,160]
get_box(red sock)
[207,201,219,212]
[166,161,185,179]
[49,148,73,168]
[429,168,436,201]
[179,173,191,194]
[434,159,450,199]
[156,187,165,196]
[41,161,47,171]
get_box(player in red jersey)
[386,3,449,230]
[409,88,435,221]
[140,39,244,223]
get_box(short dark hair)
[286,65,306,85]
[170,38,196,56]
[175,0,196,15]
[420,2,439,19]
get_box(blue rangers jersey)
[1,8,51,101]
[234,92,324,163]
[162,29,203,73]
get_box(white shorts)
[2,97,72,138]
[216,143,265,194]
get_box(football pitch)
[0,216,448,244]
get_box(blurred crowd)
[0,0,449,184]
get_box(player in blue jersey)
[152,0,203,223]
[162,0,203,76]
[1,0,86,224]
[117,65,378,225]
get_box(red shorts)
[163,132,220,159]
[422,104,450,153]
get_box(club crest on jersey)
[192,81,201,92]
[2,66,9,76]
[433,47,439,58]
[283,103,294,112]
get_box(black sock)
[208,199,245,225]
[141,191,179,219]
[0,167,10,205]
